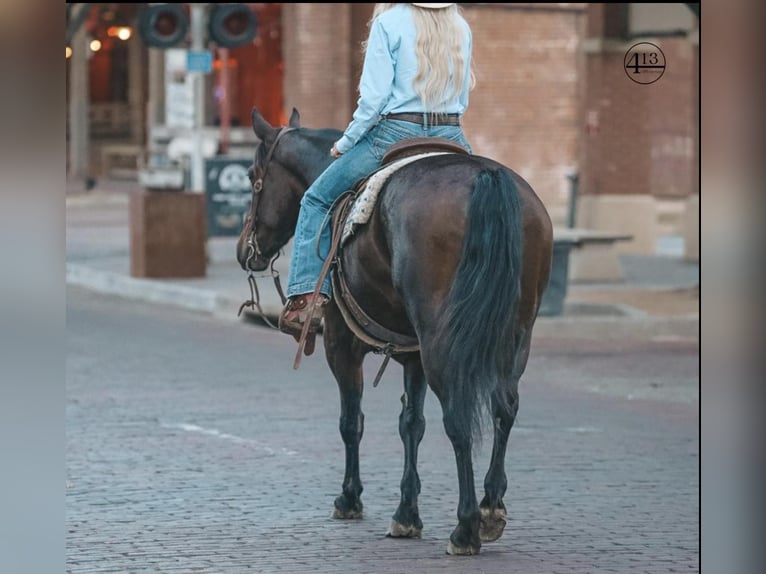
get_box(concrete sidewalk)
[65,182,700,342]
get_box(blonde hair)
[364,4,476,112]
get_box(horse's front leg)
[323,304,366,519]
[387,356,427,538]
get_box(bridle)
[238,126,296,326]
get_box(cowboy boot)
[278,294,329,354]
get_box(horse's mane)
[279,127,343,181]
[298,127,343,148]
[256,127,341,166]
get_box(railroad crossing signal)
[208,4,258,48]
[138,3,257,49]
[138,4,189,49]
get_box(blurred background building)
[66,3,699,264]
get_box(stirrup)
[278,294,328,341]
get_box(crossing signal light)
[138,4,188,49]
[208,4,258,48]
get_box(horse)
[237,107,553,555]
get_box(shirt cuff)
[334,136,354,155]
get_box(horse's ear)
[288,107,300,128]
[251,108,275,141]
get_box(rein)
[238,126,295,326]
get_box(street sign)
[165,50,194,129]
[187,50,213,74]
[205,157,252,237]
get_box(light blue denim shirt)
[334,4,473,154]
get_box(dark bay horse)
[237,107,553,555]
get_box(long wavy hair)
[364,3,476,112]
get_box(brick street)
[67,287,698,573]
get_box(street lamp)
[108,26,133,41]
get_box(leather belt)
[382,112,462,127]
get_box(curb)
[66,263,699,342]
[66,193,131,208]
[532,313,699,342]
[66,264,226,315]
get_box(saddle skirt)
[340,152,451,245]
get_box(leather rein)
[237,126,295,327]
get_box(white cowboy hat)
[411,3,456,8]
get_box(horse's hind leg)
[387,356,427,538]
[478,384,519,542]
[435,390,482,555]
[479,329,531,542]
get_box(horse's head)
[237,107,303,272]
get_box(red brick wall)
[463,4,585,222]
[581,43,653,196]
[283,3,586,223]
[580,6,696,199]
[646,37,696,198]
[282,3,352,130]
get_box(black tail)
[431,168,524,442]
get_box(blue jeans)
[286,119,472,298]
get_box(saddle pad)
[341,152,450,245]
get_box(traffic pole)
[190,3,207,193]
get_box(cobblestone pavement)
[66,288,699,573]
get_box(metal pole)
[190,3,207,192]
[219,47,230,155]
[68,3,90,182]
[66,2,91,46]
[566,172,579,229]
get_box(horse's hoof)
[332,506,363,519]
[446,541,481,555]
[386,519,422,538]
[479,507,507,542]
[332,496,363,519]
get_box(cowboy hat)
[411,3,456,8]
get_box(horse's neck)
[292,129,342,194]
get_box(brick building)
[282,3,586,227]
[67,3,699,260]
[578,3,699,259]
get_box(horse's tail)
[431,167,524,443]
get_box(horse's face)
[237,109,302,272]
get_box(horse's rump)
[336,154,482,339]
[336,152,551,437]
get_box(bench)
[555,227,634,283]
[538,227,634,316]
